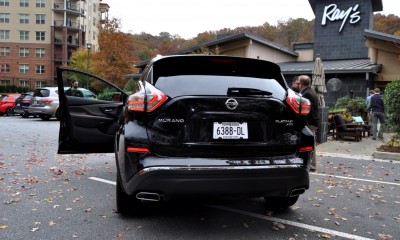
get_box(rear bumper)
[123,164,309,201]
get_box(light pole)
[86,42,92,89]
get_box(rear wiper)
[227,87,273,96]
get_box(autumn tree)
[91,18,138,89]
[373,14,400,36]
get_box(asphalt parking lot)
[1,116,400,240]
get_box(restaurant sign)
[321,4,361,32]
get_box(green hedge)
[334,96,366,118]
[0,85,32,94]
[383,79,400,135]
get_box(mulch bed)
[377,145,400,153]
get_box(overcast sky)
[102,0,400,39]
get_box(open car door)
[56,67,128,154]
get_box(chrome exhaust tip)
[136,192,161,202]
[290,188,306,197]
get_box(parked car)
[14,92,35,118]
[28,87,96,120]
[56,55,314,215]
[0,93,21,116]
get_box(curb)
[373,151,400,161]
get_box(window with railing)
[36,48,45,58]
[20,30,29,40]
[0,47,10,56]
[36,31,45,41]
[36,0,45,7]
[20,14,29,24]
[19,64,29,73]
[35,65,45,74]
[0,13,10,23]
[0,30,10,39]
[0,63,10,73]
[0,0,10,7]
[19,48,29,57]
[20,0,29,7]
[36,14,45,24]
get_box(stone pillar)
[317,106,329,143]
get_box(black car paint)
[56,55,314,206]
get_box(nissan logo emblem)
[225,98,238,110]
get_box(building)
[0,0,109,89]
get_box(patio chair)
[332,114,363,142]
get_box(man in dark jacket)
[367,88,385,140]
[298,75,319,172]
[291,76,300,93]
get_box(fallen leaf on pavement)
[0,225,8,229]
[30,227,39,232]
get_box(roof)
[364,29,400,44]
[308,0,383,13]
[278,59,382,75]
[135,32,298,68]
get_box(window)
[35,14,45,24]
[20,31,29,40]
[19,64,29,73]
[0,47,10,56]
[19,48,29,57]
[36,31,45,41]
[0,30,9,39]
[35,65,45,74]
[0,63,10,73]
[0,80,10,85]
[36,0,45,7]
[0,13,10,23]
[93,17,96,27]
[36,48,45,58]
[20,80,29,87]
[20,14,29,24]
[0,0,10,7]
[93,3,97,12]
[20,0,29,7]
[35,81,46,88]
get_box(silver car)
[28,87,96,120]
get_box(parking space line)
[89,177,374,239]
[311,173,400,186]
[209,205,374,240]
[89,177,116,185]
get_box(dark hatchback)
[14,92,35,118]
[56,55,314,215]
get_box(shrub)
[383,79,400,136]
[334,96,366,118]
[97,88,119,101]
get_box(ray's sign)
[321,4,361,32]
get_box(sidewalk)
[316,133,400,161]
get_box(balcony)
[53,2,85,17]
[53,20,85,31]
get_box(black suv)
[56,55,314,215]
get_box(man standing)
[291,76,300,93]
[367,88,385,140]
[65,81,83,97]
[298,75,319,172]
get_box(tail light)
[127,147,150,153]
[22,100,30,103]
[286,89,311,115]
[299,146,313,152]
[127,83,167,112]
[40,99,53,104]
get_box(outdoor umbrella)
[311,55,327,107]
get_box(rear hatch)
[142,56,306,158]
[31,88,57,107]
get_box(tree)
[383,79,400,136]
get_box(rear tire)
[22,113,29,118]
[116,176,142,215]
[5,107,13,116]
[264,196,299,209]
[40,114,51,120]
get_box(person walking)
[298,75,319,172]
[365,89,375,124]
[367,88,385,140]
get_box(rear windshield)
[155,75,286,100]
[33,89,50,97]
[0,96,8,100]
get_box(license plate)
[16,104,20,106]
[213,122,248,139]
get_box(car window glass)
[33,89,50,97]
[0,96,7,100]
[155,75,286,100]
[61,69,125,101]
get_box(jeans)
[307,125,317,169]
[372,112,385,139]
